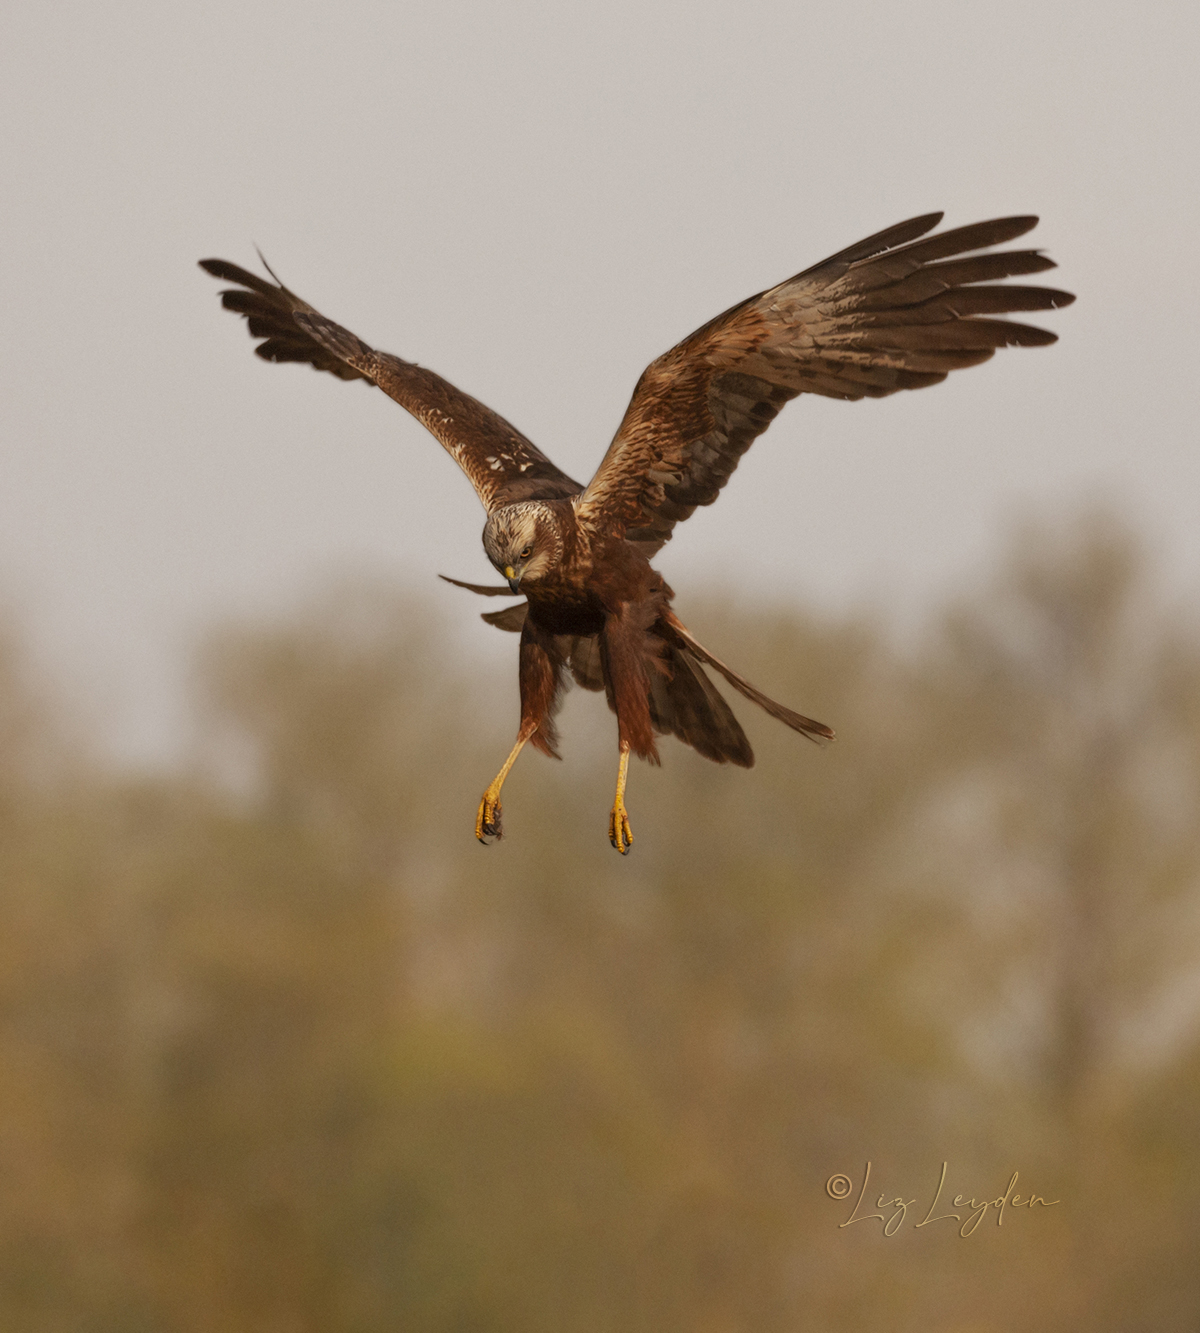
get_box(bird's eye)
[519,546,533,559]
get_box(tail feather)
[664,611,835,745]
[560,630,755,766]
[649,646,754,767]
[565,635,604,691]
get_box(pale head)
[482,502,562,592]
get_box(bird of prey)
[201,213,1072,853]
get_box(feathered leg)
[476,619,566,844]
[599,600,665,854]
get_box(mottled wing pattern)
[576,214,1074,550]
[199,258,583,512]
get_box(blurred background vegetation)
[1,508,1198,1333]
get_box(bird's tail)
[662,611,835,746]
[562,629,755,767]
[647,641,756,767]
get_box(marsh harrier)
[201,213,1072,852]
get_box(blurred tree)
[0,516,1197,1332]
[911,510,1200,1329]
[0,612,158,1331]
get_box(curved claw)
[476,793,503,844]
[608,802,633,855]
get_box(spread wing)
[575,214,1074,552]
[199,258,583,512]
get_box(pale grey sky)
[2,0,1197,763]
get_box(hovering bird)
[201,213,1072,852]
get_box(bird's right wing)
[199,258,583,512]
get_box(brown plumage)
[200,213,1073,852]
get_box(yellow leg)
[476,733,530,844]
[608,743,634,855]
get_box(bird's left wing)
[437,574,515,596]
[574,214,1074,552]
[199,258,583,512]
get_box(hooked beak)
[503,564,522,594]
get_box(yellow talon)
[608,802,633,854]
[476,732,529,845]
[608,744,634,854]
[476,791,503,843]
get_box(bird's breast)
[524,577,606,637]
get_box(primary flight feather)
[201,212,1072,852]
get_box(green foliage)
[0,516,1198,1331]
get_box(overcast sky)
[2,0,1197,763]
